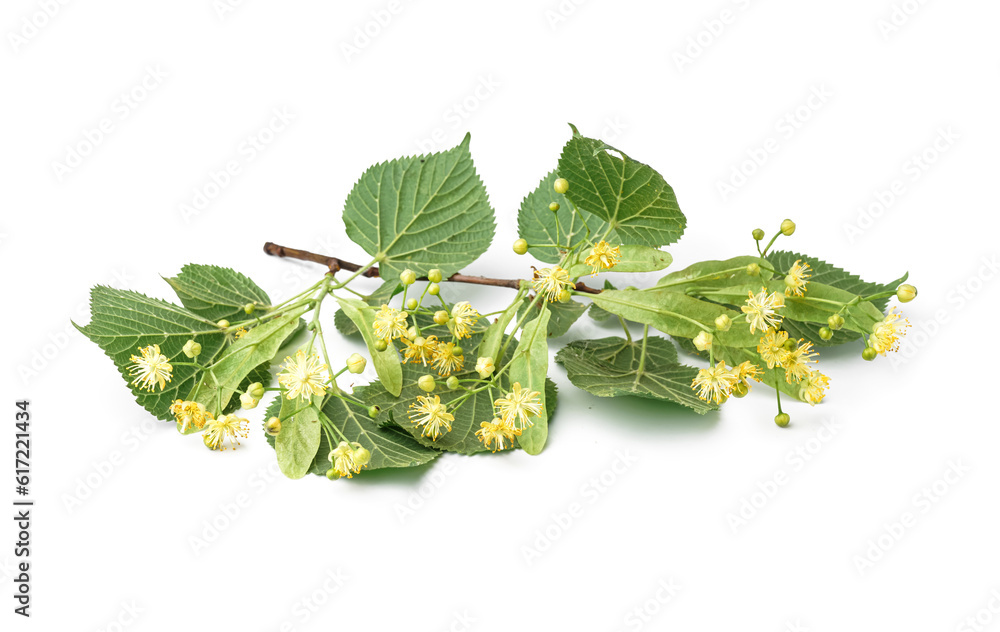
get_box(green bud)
[418,375,436,392]
[774,413,790,428]
[347,353,367,374]
[752,228,765,241]
[264,417,282,436]
[428,283,440,296]
[557,289,572,303]
[827,314,845,330]
[433,310,450,325]
[451,345,464,356]
[204,434,219,450]
[182,339,202,358]
[549,202,560,212]
[746,263,761,276]
[446,376,460,390]
[513,239,528,255]
[896,284,917,303]
[428,268,443,283]
[373,339,388,352]
[818,327,833,341]
[239,393,258,410]
[216,319,230,329]
[400,269,417,285]
[783,338,797,351]
[405,298,418,310]
[732,382,749,398]
[243,302,256,315]
[326,468,340,480]
[714,314,732,332]
[367,405,381,419]
[780,219,796,236]
[553,178,569,194]
[352,444,371,466]
[406,326,418,339]
[248,382,266,400]
[862,347,877,361]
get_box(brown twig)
[262,242,602,294]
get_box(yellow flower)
[783,260,812,297]
[278,350,328,401]
[373,305,408,342]
[329,441,363,478]
[870,307,909,355]
[584,241,622,275]
[757,330,790,368]
[450,301,480,339]
[798,370,830,406]
[691,361,738,404]
[203,414,248,451]
[493,382,543,432]
[475,356,495,379]
[431,342,464,376]
[408,395,455,440]
[532,266,572,302]
[169,399,212,431]
[734,361,762,385]
[233,327,248,339]
[741,288,785,334]
[783,339,818,383]
[128,344,173,392]
[476,419,517,452]
[402,335,438,366]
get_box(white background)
[2,1,999,630]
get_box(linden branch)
[262,242,602,294]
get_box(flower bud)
[446,376,460,390]
[783,338,797,351]
[367,405,381,418]
[404,298,418,310]
[746,263,761,276]
[400,269,417,285]
[326,468,341,480]
[549,202,560,212]
[896,284,917,303]
[827,313,845,330]
[265,417,282,436]
[451,345,464,356]
[714,314,732,331]
[428,269,443,283]
[407,326,418,339]
[204,433,220,450]
[693,331,714,351]
[752,228,765,241]
[244,303,256,315]
[818,327,833,341]
[347,353,367,374]
[216,319,230,329]
[182,339,202,358]
[553,178,569,194]
[428,283,440,296]
[476,356,495,379]
[774,413,790,427]
[780,219,796,236]
[513,239,528,255]
[433,310,450,325]
[248,382,266,399]
[732,382,749,398]
[240,393,259,410]
[862,347,877,361]
[557,289,572,303]
[418,375,436,392]
[373,339,388,352]
[352,443,371,466]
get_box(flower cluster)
[328,440,371,479]
[476,382,544,452]
[277,350,329,401]
[691,360,761,404]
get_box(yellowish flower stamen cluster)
[584,241,622,275]
[128,344,173,392]
[741,288,785,334]
[449,301,479,339]
[783,260,812,297]
[754,328,829,405]
[691,360,762,404]
[329,441,369,478]
[203,414,249,451]
[402,335,438,366]
[373,305,408,342]
[532,266,572,302]
[408,394,455,440]
[431,341,464,376]
[278,350,328,401]
[170,399,212,432]
[869,306,909,355]
[476,382,544,452]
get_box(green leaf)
[509,308,551,454]
[342,134,496,278]
[566,245,673,277]
[335,297,403,397]
[333,308,360,337]
[517,170,615,264]
[591,288,758,347]
[656,255,772,289]
[588,281,621,322]
[75,286,229,420]
[556,335,717,414]
[164,264,271,324]
[189,306,308,416]
[335,280,404,338]
[275,396,322,479]
[518,298,586,338]
[478,297,524,362]
[557,132,685,247]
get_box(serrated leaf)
[333,308,360,337]
[509,308,551,454]
[342,134,495,278]
[566,245,673,277]
[75,286,230,420]
[336,297,403,397]
[557,132,685,247]
[518,298,585,338]
[275,395,322,479]
[165,264,271,323]
[517,170,615,264]
[556,335,717,414]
